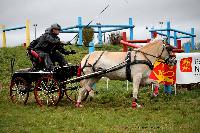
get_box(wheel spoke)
[10,77,29,105]
[34,75,61,106]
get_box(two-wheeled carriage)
[9,48,87,106]
[10,64,82,106]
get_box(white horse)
[76,39,173,108]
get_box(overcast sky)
[0,0,200,47]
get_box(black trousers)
[35,50,68,70]
[50,51,68,66]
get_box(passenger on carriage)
[27,23,76,71]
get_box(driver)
[29,23,76,71]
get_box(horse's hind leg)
[76,78,100,107]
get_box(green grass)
[0,45,200,133]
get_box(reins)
[132,44,173,65]
[131,45,166,61]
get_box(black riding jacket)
[33,30,68,54]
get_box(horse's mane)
[139,39,163,52]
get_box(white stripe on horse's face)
[160,44,165,56]
[161,44,171,61]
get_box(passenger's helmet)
[50,23,61,31]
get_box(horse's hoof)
[132,102,142,109]
[136,104,142,108]
[75,102,83,108]
[152,93,159,97]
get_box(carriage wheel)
[64,82,89,102]
[34,75,61,106]
[10,77,29,105]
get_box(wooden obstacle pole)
[62,17,135,46]
[0,24,6,47]
[120,32,152,52]
[2,26,6,48]
[25,19,30,48]
[1,19,30,47]
[149,21,196,50]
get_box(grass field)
[0,45,200,132]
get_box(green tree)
[82,27,94,46]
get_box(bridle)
[157,44,171,63]
[132,43,173,65]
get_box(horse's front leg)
[76,86,87,107]
[76,78,99,107]
[132,73,142,109]
[75,79,89,107]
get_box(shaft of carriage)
[62,58,129,85]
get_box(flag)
[176,53,200,84]
[149,59,176,85]
[180,57,192,72]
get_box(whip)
[69,0,112,43]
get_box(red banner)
[180,57,192,72]
[149,60,176,85]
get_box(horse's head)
[155,39,176,65]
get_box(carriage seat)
[30,50,43,63]
[28,50,45,71]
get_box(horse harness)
[125,44,173,82]
[81,51,105,75]
[81,51,153,81]
[125,50,154,82]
